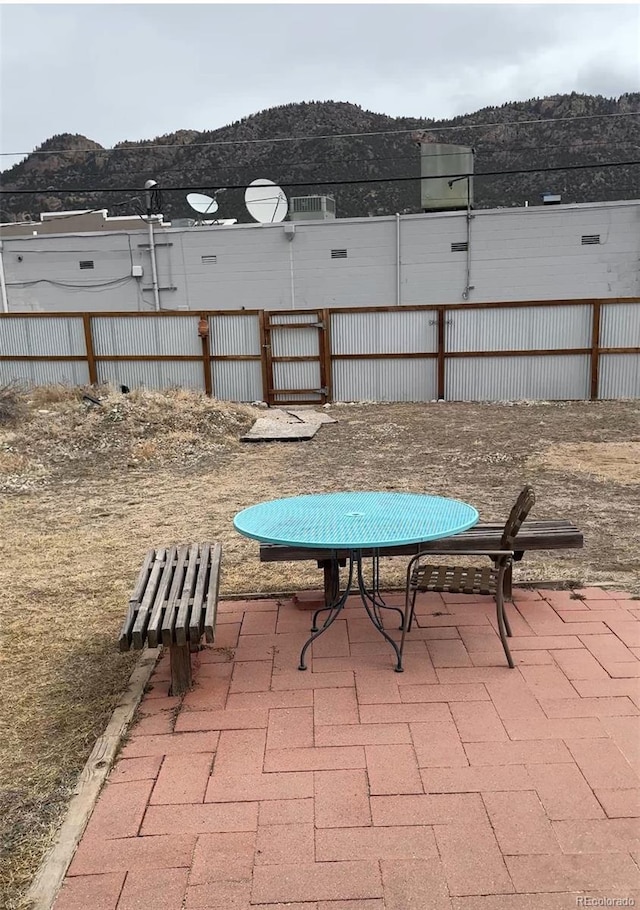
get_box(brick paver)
[189,832,255,884]
[434,814,514,896]
[82,779,154,840]
[56,587,640,907]
[116,867,189,909]
[411,719,469,767]
[483,790,560,855]
[53,872,125,910]
[315,769,371,828]
[150,753,214,805]
[381,859,451,909]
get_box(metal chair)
[399,486,536,669]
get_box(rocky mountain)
[1,92,639,222]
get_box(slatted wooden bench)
[118,542,222,695]
[259,519,583,603]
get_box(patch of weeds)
[0,383,26,426]
[169,703,182,731]
[214,647,235,661]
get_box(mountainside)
[1,93,639,222]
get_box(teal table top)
[234,491,478,550]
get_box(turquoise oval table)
[234,491,478,672]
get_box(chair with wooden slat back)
[399,486,536,669]
[501,485,536,552]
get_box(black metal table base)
[298,551,405,672]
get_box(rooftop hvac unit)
[289,195,337,221]
[413,134,474,212]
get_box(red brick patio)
[54,587,640,909]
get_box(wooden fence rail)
[0,298,638,403]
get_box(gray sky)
[1,3,639,167]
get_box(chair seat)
[410,563,498,596]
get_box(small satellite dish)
[244,178,288,223]
[187,193,219,215]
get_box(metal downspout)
[462,156,475,301]
[0,241,8,312]
[289,241,295,310]
[462,205,473,301]
[148,217,161,311]
[396,213,401,306]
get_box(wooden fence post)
[199,313,213,397]
[590,300,601,401]
[437,307,446,400]
[258,310,270,404]
[82,313,98,386]
[321,308,333,403]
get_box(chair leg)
[398,587,418,665]
[503,605,513,638]
[407,588,418,633]
[502,561,513,637]
[503,563,513,601]
[495,588,515,669]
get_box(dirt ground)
[1,389,639,908]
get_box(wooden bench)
[259,520,583,603]
[118,543,222,695]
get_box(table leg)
[299,557,354,670]
[356,556,404,672]
[363,555,404,630]
[312,552,342,631]
[298,552,405,673]
[314,555,404,631]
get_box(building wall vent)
[79,260,94,269]
[451,242,468,252]
[331,249,348,259]
[201,255,217,263]
[581,234,600,245]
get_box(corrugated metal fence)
[0,299,638,402]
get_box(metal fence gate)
[263,310,330,405]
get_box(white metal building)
[1,199,638,313]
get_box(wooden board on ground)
[241,417,321,442]
[285,408,337,424]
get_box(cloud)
[0,3,638,164]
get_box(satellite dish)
[244,178,288,223]
[187,193,219,215]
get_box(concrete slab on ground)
[286,408,338,424]
[241,417,321,442]
[241,406,336,441]
[261,408,303,422]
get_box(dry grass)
[0,384,259,493]
[0,383,27,426]
[529,441,640,485]
[1,392,639,908]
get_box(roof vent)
[581,234,600,245]
[331,249,348,259]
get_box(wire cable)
[2,110,639,158]
[6,276,133,289]
[2,158,639,196]
[152,141,640,183]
